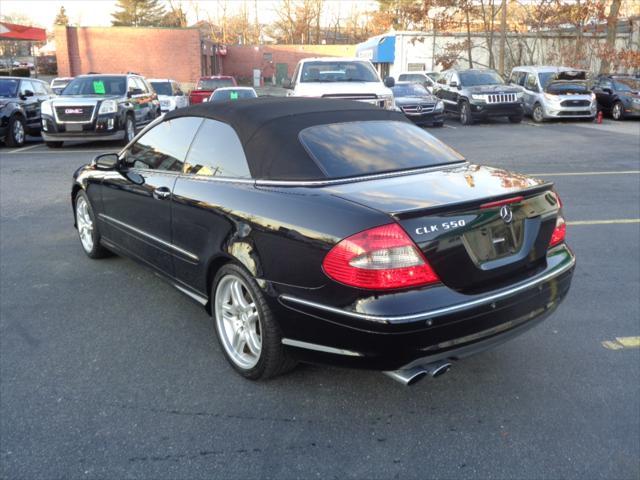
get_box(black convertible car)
[71,98,575,385]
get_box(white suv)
[283,57,394,109]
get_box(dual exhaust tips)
[384,360,452,386]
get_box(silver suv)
[510,66,597,122]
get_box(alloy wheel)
[13,119,25,145]
[533,105,544,123]
[612,103,622,120]
[215,274,262,370]
[126,118,135,142]
[76,196,94,252]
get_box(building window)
[407,63,426,72]
[263,52,272,62]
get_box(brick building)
[55,26,220,85]
[223,44,356,85]
[54,26,357,87]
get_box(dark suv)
[592,75,640,120]
[40,74,160,148]
[434,69,523,125]
[1,77,55,147]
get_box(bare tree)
[599,0,622,73]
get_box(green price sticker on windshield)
[93,81,106,94]
[230,91,239,100]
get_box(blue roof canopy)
[356,35,395,63]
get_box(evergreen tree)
[54,6,69,26]
[111,0,166,27]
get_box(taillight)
[322,223,440,290]
[549,215,566,247]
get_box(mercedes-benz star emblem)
[500,205,513,224]
[416,105,423,112]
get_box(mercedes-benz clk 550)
[71,98,575,385]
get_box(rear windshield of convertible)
[298,121,464,179]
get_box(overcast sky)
[1,0,378,29]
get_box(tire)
[612,101,624,121]
[5,115,26,147]
[46,141,63,148]
[122,115,136,145]
[212,263,297,380]
[74,190,111,259]
[532,103,545,123]
[459,101,473,125]
[508,115,523,123]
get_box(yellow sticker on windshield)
[93,81,105,94]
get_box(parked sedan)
[592,75,640,120]
[208,86,257,103]
[392,82,444,127]
[71,98,575,385]
[0,76,54,147]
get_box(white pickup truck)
[283,57,395,110]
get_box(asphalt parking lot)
[1,117,639,479]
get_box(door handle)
[152,187,171,200]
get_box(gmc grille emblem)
[65,108,83,114]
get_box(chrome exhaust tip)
[384,360,452,385]
[383,367,428,386]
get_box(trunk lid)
[326,164,559,292]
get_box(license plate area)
[66,124,83,132]
[463,219,525,264]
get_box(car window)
[459,70,504,86]
[184,119,251,178]
[133,78,148,93]
[63,76,126,95]
[198,78,235,89]
[20,80,36,95]
[438,72,450,85]
[291,63,301,85]
[32,81,48,96]
[299,120,464,179]
[300,61,379,83]
[0,79,20,97]
[210,88,257,102]
[125,117,203,172]
[151,81,172,96]
[525,73,538,90]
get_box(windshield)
[0,79,19,97]
[300,61,379,83]
[198,78,235,90]
[151,81,172,96]
[546,82,589,94]
[211,89,257,102]
[392,84,429,97]
[426,72,442,82]
[62,76,126,95]
[299,121,464,179]
[459,71,504,86]
[614,78,640,92]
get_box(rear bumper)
[275,245,575,371]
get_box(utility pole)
[499,0,507,75]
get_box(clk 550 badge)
[416,219,467,235]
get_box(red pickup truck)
[189,75,237,104]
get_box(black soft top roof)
[164,97,409,180]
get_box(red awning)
[0,22,47,42]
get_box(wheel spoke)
[232,329,246,354]
[245,330,261,356]
[230,281,248,309]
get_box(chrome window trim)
[255,161,468,188]
[281,339,363,357]
[98,213,199,261]
[280,251,575,323]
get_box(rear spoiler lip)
[390,183,555,219]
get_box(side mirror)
[92,153,119,170]
[602,87,613,94]
[449,81,458,88]
[21,89,34,99]
[127,88,143,98]
[282,78,292,89]
[384,76,395,88]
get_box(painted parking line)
[567,219,640,226]
[443,124,457,129]
[3,144,42,154]
[523,122,542,127]
[530,171,640,177]
[602,336,640,350]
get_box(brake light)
[322,223,440,290]
[549,215,566,247]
